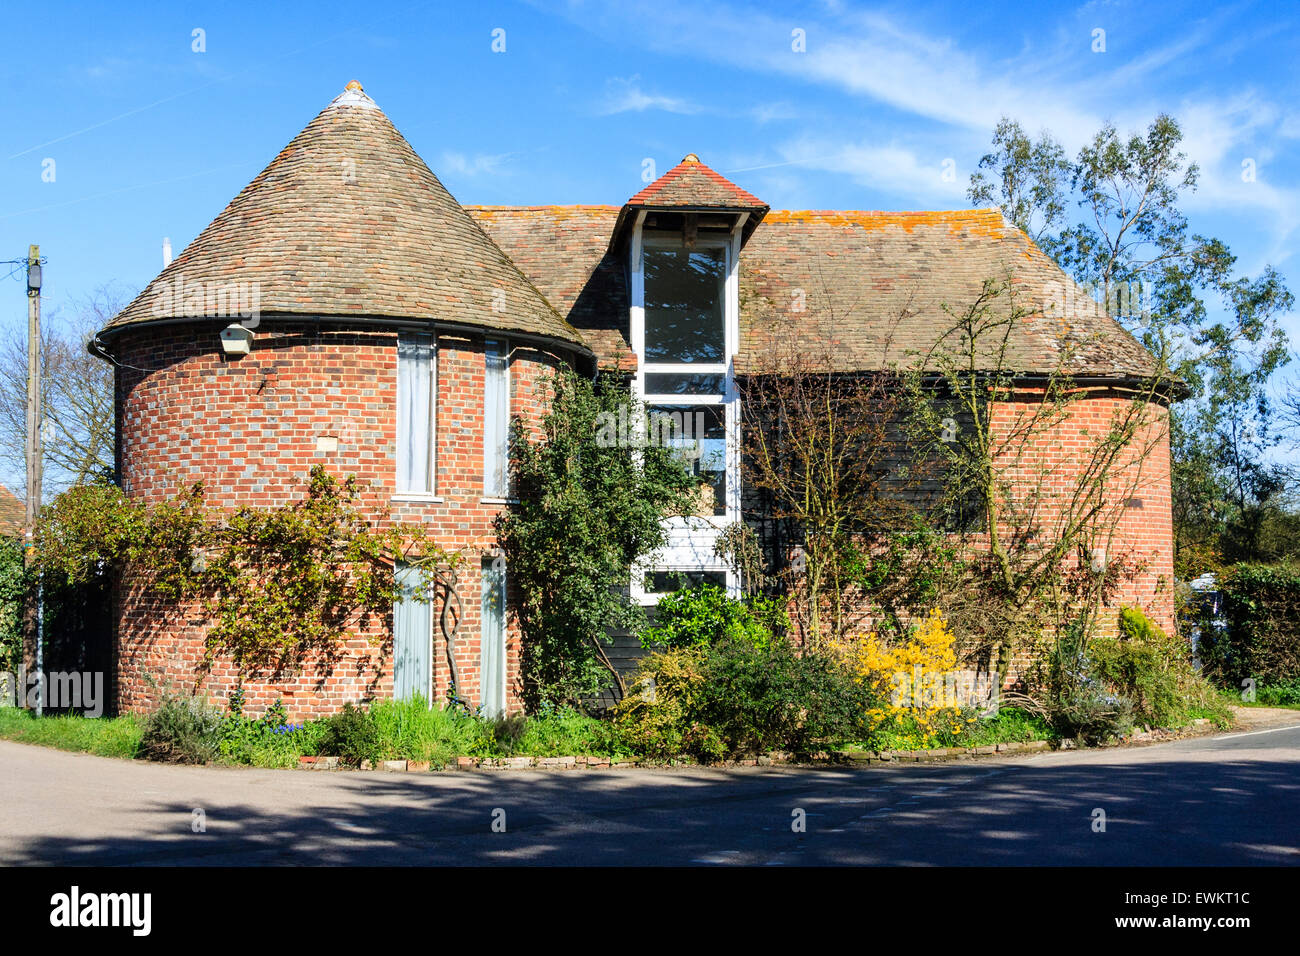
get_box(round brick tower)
[95,83,589,719]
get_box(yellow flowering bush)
[854,608,974,747]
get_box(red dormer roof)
[626,153,768,210]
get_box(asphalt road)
[3,724,1298,866]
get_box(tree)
[495,367,698,710]
[736,308,920,648]
[969,117,1071,249]
[0,285,122,499]
[903,277,1173,685]
[969,115,1294,572]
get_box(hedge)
[1201,563,1300,687]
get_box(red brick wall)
[111,322,563,721]
[780,390,1176,689]
[989,391,1175,638]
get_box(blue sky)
[2,0,1297,425]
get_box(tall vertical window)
[640,238,731,515]
[480,556,506,718]
[484,339,509,498]
[643,245,726,365]
[397,331,436,494]
[631,226,741,605]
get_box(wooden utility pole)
[24,244,43,715]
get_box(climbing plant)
[33,467,454,681]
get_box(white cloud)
[438,151,515,177]
[760,137,967,204]
[598,75,699,115]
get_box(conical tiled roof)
[104,83,585,349]
[626,153,767,210]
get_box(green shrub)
[1202,562,1300,686]
[695,640,868,755]
[1050,684,1135,745]
[958,707,1055,748]
[1255,679,1300,707]
[139,693,224,764]
[613,647,710,760]
[0,538,25,673]
[216,697,328,768]
[614,641,868,761]
[1091,607,1229,729]
[1041,624,1134,744]
[319,702,380,766]
[1039,609,1229,742]
[496,368,700,711]
[641,583,787,651]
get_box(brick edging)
[295,739,1055,772]
[292,716,1228,772]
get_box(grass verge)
[0,707,143,758]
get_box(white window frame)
[395,330,438,499]
[630,214,747,605]
[483,337,511,501]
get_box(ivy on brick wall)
[33,467,454,681]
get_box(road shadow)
[8,749,1300,865]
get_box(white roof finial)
[329,80,379,110]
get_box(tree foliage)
[969,114,1294,572]
[494,367,698,711]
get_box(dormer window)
[620,153,768,605]
[643,244,726,366]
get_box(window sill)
[392,493,445,504]
[480,497,518,505]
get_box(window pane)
[644,246,725,364]
[397,332,434,493]
[647,404,726,516]
[643,372,725,396]
[484,340,509,497]
[645,570,727,593]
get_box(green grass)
[0,698,637,768]
[366,697,635,764]
[0,707,143,758]
[486,707,635,758]
[1215,683,1300,712]
[217,718,330,769]
[1256,681,1300,710]
[957,707,1057,747]
[855,706,1055,752]
[368,697,486,765]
